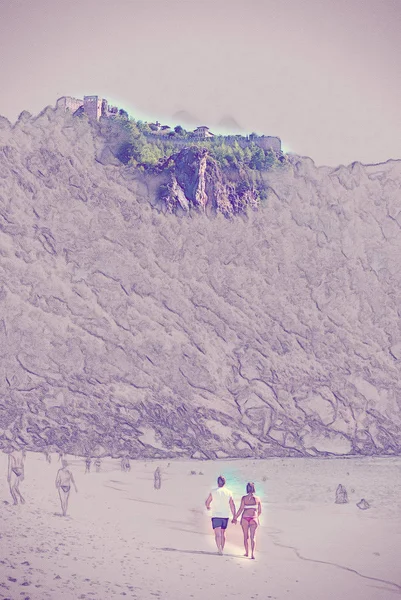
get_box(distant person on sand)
[121,456,131,472]
[44,451,52,464]
[205,475,236,555]
[55,460,78,517]
[154,466,161,489]
[95,458,101,473]
[232,482,262,559]
[6,446,26,505]
[85,457,91,473]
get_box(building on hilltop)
[56,95,125,122]
[148,122,172,135]
[192,126,214,139]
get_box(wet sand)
[0,453,400,599]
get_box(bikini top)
[243,501,258,510]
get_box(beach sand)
[0,452,400,599]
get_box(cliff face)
[0,105,401,459]
[156,147,261,218]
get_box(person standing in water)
[55,460,78,517]
[7,446,26,505]
[232,482,262,559]
[205,476,236,555]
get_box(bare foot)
[218,550,223,555]
[244,553,248,557]
[20,498,26,505]
[251,556,255,560]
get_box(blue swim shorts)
[211,517,229,529]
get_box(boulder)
[356,498,370,510]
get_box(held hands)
[231,518,237,524]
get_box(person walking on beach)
[85,457,91,473]
[232,482,262,559]
[6,446,26,505]
[95,458,101,473]
[205,475,236,555]
[55,460,78,517]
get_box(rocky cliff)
[0,105,401,459]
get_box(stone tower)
[83,95,102,121]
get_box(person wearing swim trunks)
[55,460,78,517]
[232,482,262,559]
[6,446,26,505]
[205,475,236,555]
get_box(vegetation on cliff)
[109,115,286,173]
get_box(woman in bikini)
[232,482,262,559]
[55,460,78,517]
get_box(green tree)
[174,125,186,136]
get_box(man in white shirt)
[205,475,236,555]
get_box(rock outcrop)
[335,484,348,504]
[156,147,261,218]
[356,499,370,510]
[0,105,401,459]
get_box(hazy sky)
[0,0,400,166]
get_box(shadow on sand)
[159,547,248,559]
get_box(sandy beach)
[1,452,401,600]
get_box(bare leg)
[241,519,250,556]
[214,527,223,554]
[249,522,258,559]
[221,529,226,551]
[9,481,18,505]
[9,473,24,505]
[59,489,70,516]
[14,478,25,504]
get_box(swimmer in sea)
[6,446,26,505]
[55,460,78,517]
[232,482,262,559]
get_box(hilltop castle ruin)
[56,95,124,121]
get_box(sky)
[0,0,400,166]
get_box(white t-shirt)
[210,486,233,517]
